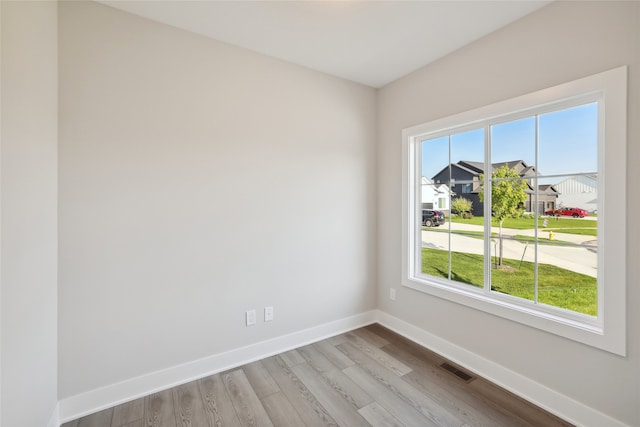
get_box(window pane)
[536,240,597,316]
[449,129,484,215]
[421,136,450,280]
[421,129,484,286]
[538,104,598,315]
[449,228,484,287]
[420,129,484,286]
[539,173,598,316]
[487,118,536,300]
[449,129,485,287]
[488,224,536,302]
[491,117,536,172]
[538,103,598,176]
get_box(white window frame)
[401,67,627,356]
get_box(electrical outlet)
[390,288,396,301]
[246,309,256,326]
[264,306,274,322]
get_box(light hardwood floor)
[62,324,573,427]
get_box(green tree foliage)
[451,197,473,216]
[479,165,528,265]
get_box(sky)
[421,102,598,184]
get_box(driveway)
[422,222,597,278]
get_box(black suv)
[422,209,445,227]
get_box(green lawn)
[513,234,571,245]
[422,247,597,316]
[542,228,596,237]
[450,216,597,237]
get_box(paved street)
[422,222,597,278]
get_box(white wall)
[378,2,639,425]
[1,2,58,426]
[555,175,598,213]
[58,1,377,399]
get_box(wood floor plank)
[63,325,572,427]
[144,389,177,427]
[297,344,335,372]
[111,398,143,426]
[338,341,466,427]
[468,378,573,427]
[363,324,421,351]
[260,391,307,427]
[223,369,274,427]
[319,368,374,410]
[343,364,436,427]
[173,380,209,427]
[379,327,570,427]
[358,402,404,427]
[365,324,449,366]
[199,373,242,427]
[243,360,280,398]
[380,339,532,427]
[403,369,522,427]
[291,362,370,427]
[78,408,114,427]
[298,344,373,409]
[343,332,412,376]
[351,327,390,348]
[324,333,348,346]
[261,355,338,427]
[312,340,355,370]
[279,349,305,367]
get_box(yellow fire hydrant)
[549,231,555,240]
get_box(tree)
[451,197,473,217]
[479,165,528,266]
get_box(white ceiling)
[98,1,551,88]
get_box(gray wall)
[377,1,639,425]
[1,2,58,426]
[58,1,377,398]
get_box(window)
[402,67,627,355]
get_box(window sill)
[402,274,623,355]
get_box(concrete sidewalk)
[422,222,597,278]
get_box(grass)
[450,216,597,237]
[542,228,596,237]
[422,247,597,316]
[513,234,570,244]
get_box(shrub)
[451,197,473,216]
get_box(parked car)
[422,209,446,227]
[545,207,589,218]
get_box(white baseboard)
[375,310,629,427]
[57,309,627,427]
[58,310,377,424]
[47,403,60,427]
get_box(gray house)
[431,160,558,216]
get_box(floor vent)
[440,362,474,383]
